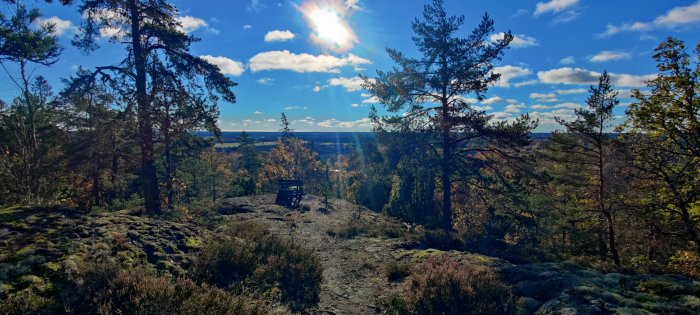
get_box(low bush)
[385,261,413,282]
[192,222,323,312]
[382,255,517,315]
[62,261,267,315]
[0,289,61,315]
[669,250,700,279]
[409,227,463,251]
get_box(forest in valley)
[0,0,699,314]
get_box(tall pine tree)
[66,0,236,213]
[363,0,536,230]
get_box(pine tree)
[362,0,536,230]
[548,72,622,265]
[66,0,237,214]
[623,37,700,254]
[280,112,294,140]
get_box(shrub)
[385,261,413,282]
[395,255,516,315]
[62,261,267,315]
[409,227,462,250]
[192,222,323,312]
[0,290,60,315]
[669,250,700,279]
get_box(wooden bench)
[275,179,304,208]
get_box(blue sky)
[3,0,700,131]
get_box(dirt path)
[215,195,412,314]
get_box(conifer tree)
[363,0,536,229]
[66,0,237,213]
[548,72,621,265]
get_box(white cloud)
[200,55,245,76]
[551,9,581,24]
[599,1,700,37]
[555,88,587,95]
[327,77,364,92]
[613,73,656,88]
[318,117,373,129]
[513,80,538,88]
[530,92,559,102]
[292,117,316,125]
[253,111,264,114]
[537,67,655,87]
[654,1,700,26]
[243,24,253,30]
[559,56,575,65]
[529,108,577,123]
[362,95,380,104]
[482,96,505,105]
[493,65,532,87]
[491,112,516,121]
[616,89,634,99]
[83,8,125,38]
[284,106,308,110]
[531,102,582,110]
[473,105,493,111]
[247,0,266,12]
[589,51,632,63]
[489,32,538,48]
[504,104,521,113]
[346,0,360,10]
[313,86,322,92]
[249,50,371,73]
[257,78,274,85]
[36,16,76,36]
[264,30,295,42]
[538,67,598,85]
[534,0,578,16]
[176,16,208,33]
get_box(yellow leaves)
[261,139,321,185]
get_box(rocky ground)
[2,196,700,314]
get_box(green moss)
[7,221,31,231]
[0,283,13,295]
[184,237,202,249]
[18,275,52,292]
[679,295,700,308]
[615,307,652,315]
[395,249,446,260]
[15,244,36,256]
[638,276,699,296]
[43,261,61,272]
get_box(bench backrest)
[278,179,304,189]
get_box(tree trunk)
[129,0,160,214]
[165,138,174,209]
[92,167,101,208]
[109,138,119,203]
[597,129,619,265]
[20,60,39,203]
[164,108,174,209]
[441,99,452,231]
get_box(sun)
[300,1,357,52]
[309,8,350,45]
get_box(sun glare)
[300,1,357,52]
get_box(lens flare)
[299,0,358,52]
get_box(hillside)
[2,196,699,314]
